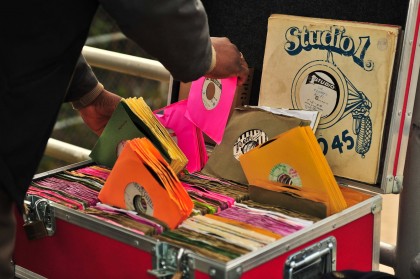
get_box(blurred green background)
[37,8,169,173]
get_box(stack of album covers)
[27,95,338,261]
[26,73,342,262]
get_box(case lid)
[168,0,417,193]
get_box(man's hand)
[205,37,249,86]
[77,89,121,136]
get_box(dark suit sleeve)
[65,55,99,102]
[98,0,213,82]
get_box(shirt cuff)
[71,82,104,110]
[206,45,217,74]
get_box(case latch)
[23,195,56,240]
[284,236,337,278]
[148,242,192,279]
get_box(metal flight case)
[13,0,420,278]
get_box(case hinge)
[386,175,403,194]
[393,175,403,193]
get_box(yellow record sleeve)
[239,126,347,216]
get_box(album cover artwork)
[259,14,400,184]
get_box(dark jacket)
[0,0,213,209]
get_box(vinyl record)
[98,138,193,229]
[186,77,237,144]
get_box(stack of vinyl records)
[28,165,110,210]
[154,100,208,173]
[155,202,316,262]
[28,160,321,259]
[156,214,282,262]
[28,165,165,235]
[179,171,250,215]
[27,91,341,260]
[239,125,348,216]
[85,203,167,236]
[201,106,310,185]
[90,97,188,174]
[98,137,194,229]
[180,172,250,204]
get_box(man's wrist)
[71,83,104,110]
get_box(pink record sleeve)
[185,77,237,144]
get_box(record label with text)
[201,78,222,110]
[124,182,154,215]
[269,163,302,187]
[233,129,268,160]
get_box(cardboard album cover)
[259,14,400,184]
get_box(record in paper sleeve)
[186,77,237,144]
